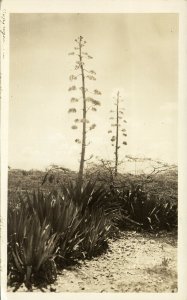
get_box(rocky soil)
[8,231,177,293]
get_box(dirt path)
[9,231,177,293]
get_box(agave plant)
[155,201,177,230]
[79,207,112,258]
[60,179,97,212]
[59,180,115,257]
[8,207,60,286]
[117,184,178,231]
[8,180,129,287]
[61,179,123,218]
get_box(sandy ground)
[8,231,177,293]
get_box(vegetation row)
[8,178,177,290]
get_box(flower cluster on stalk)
[68,36,102,145]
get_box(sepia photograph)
[1,1,187,298]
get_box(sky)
[9,13,178,172]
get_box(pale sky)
[9,13,178,171]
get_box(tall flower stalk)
[68,36,101,186]
[108,91,127,176]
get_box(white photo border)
[1,1,187,300]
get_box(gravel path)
[9,231,177,293]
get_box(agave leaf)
[154,213,160,223]
[12,250,24,274]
